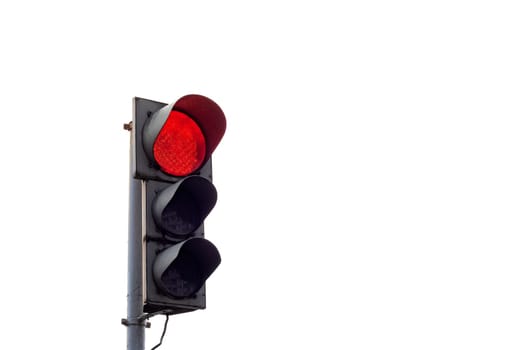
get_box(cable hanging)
[151,315,169,350]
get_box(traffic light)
[132,95,226,315]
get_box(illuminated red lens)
[153,111,206,176]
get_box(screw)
[123,121,133,131]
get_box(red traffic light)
[142,94,226,177]
[133,95,225,314]
[153,110,206,176]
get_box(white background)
[1,1,524,349]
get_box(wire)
[151,315,169,350]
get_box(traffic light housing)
[132,95,226,315]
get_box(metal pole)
[126,129,146,350]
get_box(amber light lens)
[153,110,206,176]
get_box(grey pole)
[126,127,146,350]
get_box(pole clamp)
[121,317,151,328]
